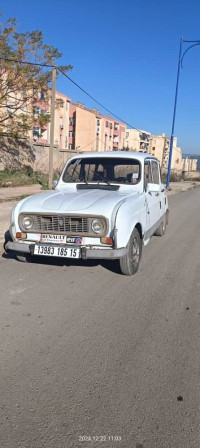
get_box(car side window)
[151,161,160,184]
[144,161,153,191]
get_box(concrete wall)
[32,145,83,173]
[0,137,82,173]
[182,171,200,180]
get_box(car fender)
[114,194,147,248]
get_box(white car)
[5,152,168,275]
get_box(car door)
[144,159,161,236]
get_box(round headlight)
[22,215,34,230]
[91,218,106,234]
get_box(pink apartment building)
[31,90,71,149]
[69,102,126,152]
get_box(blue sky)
[1,0,200,154]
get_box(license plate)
[34,244,80,258]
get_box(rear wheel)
[155,213,166,237]
[119,228,142,276]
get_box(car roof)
[68,151,159,162]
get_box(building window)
[69,131,75,137]
[33,106,40,115]
[40,89,47,100]
[97,119,100,126]
[110,123,112,129]
[33,127,40,139]
[69,117,75,126]
[105,121,108,127]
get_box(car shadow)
[2,250,121,275]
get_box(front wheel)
[119,228,142,276]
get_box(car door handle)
[155,192,159,196]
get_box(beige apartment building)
[32,90,71,149]
[68,102,126,152]
[149,133,182,171]
[182,157,198,172]
[125,129,151,152]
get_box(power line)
[0,56,140,131]
[0,57,54,68]
[58,68,139,131]
[76,139,97,151]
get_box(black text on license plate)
[34,245,80,258]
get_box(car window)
[62,157,141,185]
[144,161,153,190]
[151,161,160,184]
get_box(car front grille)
[20,214,90,235]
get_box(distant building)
[68,102,126,152]
[31,90,71,149]
[182,157,198,172]
[125,129,150,152]
[149,133,182,171]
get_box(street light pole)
[166,37,183,188]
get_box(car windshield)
[62,157,141,185]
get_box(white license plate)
[34,244,80,258]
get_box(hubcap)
[131,237,140,265]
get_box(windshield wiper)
[71,165,88,184]
[86,168,110,185]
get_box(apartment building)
[182,157,198,172]
[149,133,182,171]
[31,90,71,149]
[53,91,71,149]
[68,102,126,152]
[125,129,151,152]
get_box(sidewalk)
[0,183,42,202]
[0,184,43,247]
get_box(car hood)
[18,187,138,217]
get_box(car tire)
[4,230,12,252]
[154,213,166,237]
[119,227,142,276]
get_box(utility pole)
[48,66,56,189]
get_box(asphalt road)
[0,188,200,448]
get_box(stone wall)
[182,171,200,180]
[0,137,82,173]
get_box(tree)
[0,16,72,138]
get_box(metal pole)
[166,37,183,188]
[48,66,56,189]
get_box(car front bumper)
[5,241,128,260]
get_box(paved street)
[0,188,200,448]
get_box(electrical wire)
[0,56,140,132]
[76,139,97,151]
[58,68,139,131]
[0,57,54,68]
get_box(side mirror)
[146,183,160,193]
[53,180,58,189]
